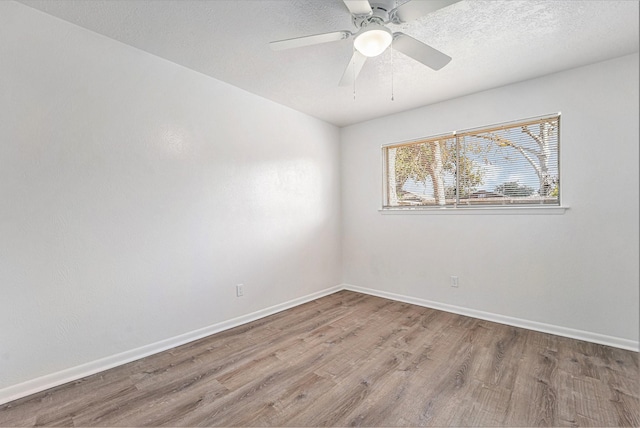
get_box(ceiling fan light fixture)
[353,24,392,57]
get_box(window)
[383,114,560,209]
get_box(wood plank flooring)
[1,291,638,426]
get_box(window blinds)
[384,115,560,208]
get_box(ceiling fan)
[269,0,460,86]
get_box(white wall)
[341,54,639,346]
[0,1,341,393]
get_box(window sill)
[379,206,569,215]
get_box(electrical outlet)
[236,284,244,297]
[450,276,459,287]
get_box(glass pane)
[386,139,456,207]
[458,119,559,206]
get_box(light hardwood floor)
[1,291,638,427]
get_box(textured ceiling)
[17,0,640,127]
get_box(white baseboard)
[342,284,639,352]
[0,285,342,406]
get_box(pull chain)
[390,0,396,101]
[353,46,357,101]
[391,38,394,101]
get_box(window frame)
[381,114,566,214]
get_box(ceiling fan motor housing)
[352,2,393,28]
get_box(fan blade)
[339,51,367,86]
[392,0,460,23]
[343,0,372,15]
[393,32,451,70]
[270,31,352,51]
